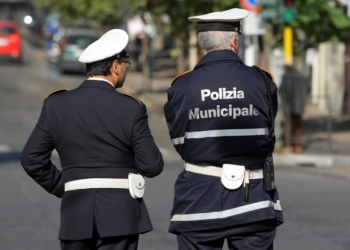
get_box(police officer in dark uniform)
[20,29,164,250]
[164,9,283,250]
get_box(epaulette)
[123,93,142,105]
[257,66,274,82]
[170,70,191,87]
[46,88,69,98]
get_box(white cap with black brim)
[79,29,129,64]
[188,8,250,34]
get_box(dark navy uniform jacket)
[20,79,164,240]
[164,50,283,233]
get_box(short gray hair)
[198,31,238,54]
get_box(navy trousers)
[177,219,276,250]
[60,234,139,250]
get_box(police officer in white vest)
[164,9,283,250]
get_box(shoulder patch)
[170,70,191,87]
[123,93,142,105]
[257,66,274,81]
[46,88,69,98]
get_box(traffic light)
[260,0,286,24]
[257,0,297,24]
[284,0,294,7]
[283,0,296,23]
[260,0,275,20]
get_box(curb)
[274,153,350,168]
[333,155,350,167]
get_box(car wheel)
[57,62,67,75]
[13,56,23,64]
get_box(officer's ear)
[112,60,120,75]
[230,35,239,54]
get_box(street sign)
[240,0,262,12]
[243,12,267,35]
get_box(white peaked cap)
[188,8,249,23]
[189,8,249,34]
[79,29,129,63]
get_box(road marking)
[273,153,333,168]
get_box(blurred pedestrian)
[279,65,310,153]
[20,29,163,250]
[164,8,283,250]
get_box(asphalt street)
[0,42,349,249]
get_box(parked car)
[57,29,100,73]
[0,20,22,63]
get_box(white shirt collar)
[87,77,115,88]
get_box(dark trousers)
[284,114,303,148]
[177,220,276,250]
[61,234,139,250]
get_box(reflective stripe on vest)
[171,200,282,221]
[172,128,269,145]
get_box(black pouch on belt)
[263,156,275,191]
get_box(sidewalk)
[274,99,350,171]
[122,69,170,115]
[122,70,350,178]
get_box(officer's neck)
[88,75,116,88]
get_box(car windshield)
[0,27,14,34]
[67,35,98,49]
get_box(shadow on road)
[0,151,21,164]
[0,57,27,66]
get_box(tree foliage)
[33,0,129,27]
[290,0,350,54]
[129,0,240,39]
[131,0,350,55]
[33,0,350,54]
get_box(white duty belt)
[65,178,129,192]
[64,174,146,199]
[184,163,263,179]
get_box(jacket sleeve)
[131,103,164,178]
[164,90,176,133]
[20,99,64,198]
[164,85,187,157]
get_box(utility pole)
[240,0,267,65]
[283,26,293,65]
[189,30,197,70]
[283,0,296,65]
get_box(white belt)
[184,163,263,179]
[65,178,129,192]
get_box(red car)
[0,20,22,62]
